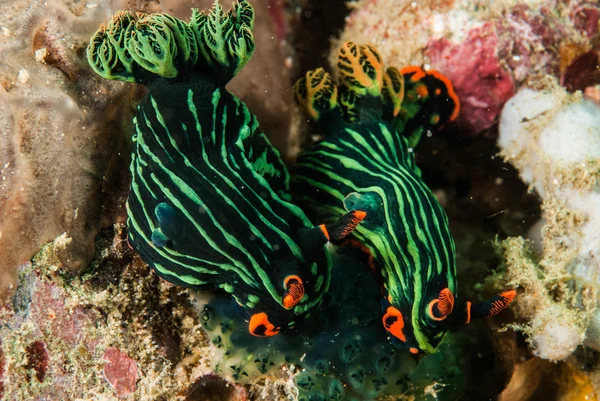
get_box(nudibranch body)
[87,1,364,337]
[292,42,516,353]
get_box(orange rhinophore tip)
[428,288,455,321]
[318,224,330,241]
[467,289,517,323]
[326,210,368,241]
[485,290,517,318]
[282,275,304,309]
[382,306,406,342]
[409,347,419,354]
[249,312,280,337]
[337,210,367,239]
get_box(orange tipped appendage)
[249,312,280,337]
[399,66,460,123]
[409,347,419,354]
[337,42,384,96]
[382,306,406,342]
[337,210,366,239]
[282,275,305,309]
[427,288,455,321]
[465,301,472,324]
[319,224,330,241]
[327,210,367,241]
[486,290,517,318]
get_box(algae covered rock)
[496,83,600,361]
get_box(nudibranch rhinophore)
[86,1,365,337]
[291,42,516,353]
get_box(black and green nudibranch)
[292,42,516,353]
[87,0,365,337]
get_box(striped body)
[292,41,516,352]
[127,75,330,330]
[87,4,368,337]
[293,121,456,352]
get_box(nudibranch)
[291,42,516,353]
[86,1,365,337]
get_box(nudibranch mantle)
[292,42,516,353]
[87,1,364,337]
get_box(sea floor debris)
[1,226,524,401]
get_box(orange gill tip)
[399,66,426,82]
[409,347,419,354]
[428,69,460,121]
[318,224,330,241]
[249,312,280,337]
[282,275,304,309]
[383,306,406,342]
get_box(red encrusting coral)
[24,341,49,383]
[102,347,138,397]
[569,2,600,37]
[425,22,515,133]
[562,50,600,92]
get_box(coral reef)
[495,82,599,362]
[4,0,599,399]
[333,0,599,134]
[1,227,517,400]
[0,226,214,400]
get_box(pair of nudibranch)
[87,0,515,354]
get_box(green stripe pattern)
[127,77,330,328]
[293,122,456,352]
[87,1,333,331]
[291,43,461,353]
